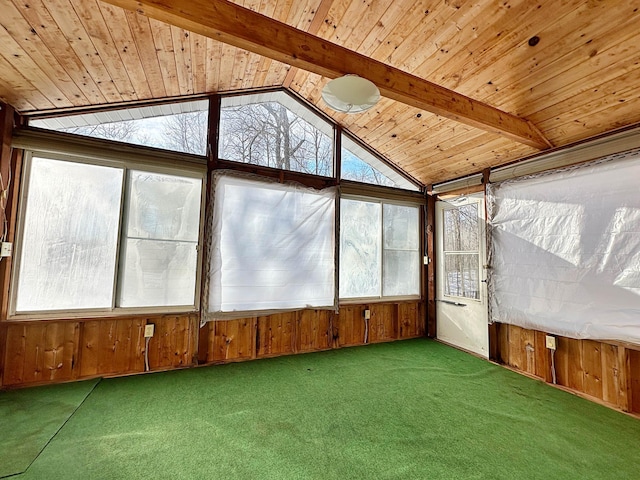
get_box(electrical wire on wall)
[0,166,11,246]
[144,336,151,372]
[364,316,369,344]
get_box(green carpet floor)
[0,378,99,478]
[4,339,640,479]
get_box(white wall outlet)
[423,256,430,265]
[144,324,155,338]
[1,242,12,257]
[363,309,371,320]
[545,335,557,350]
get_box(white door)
[435,194,489,357]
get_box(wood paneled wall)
[1,301,424,388]
[2,314,197,387]
[199,302,424,364]
[494,323,640,415]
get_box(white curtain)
[205,173,336,320]
[488,150,640,343]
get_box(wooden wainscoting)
[197,301,425,364]
[1,301,425,388]
[1,314,199,388]
[494,323,640,415]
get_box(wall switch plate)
[423,256,430,265]
[363,309,371,320]
[144,324,155,338]
[545,335,557,350]
[1,242,12,257]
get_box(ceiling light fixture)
[321,75,380,114]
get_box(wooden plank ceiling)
[1,0,639,185]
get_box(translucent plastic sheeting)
[206,174,336,320]
[119,171,202,307]
[340,199,381,298]
[487,151,640,343]
[16,157,123,311]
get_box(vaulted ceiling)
[1,0,639,186]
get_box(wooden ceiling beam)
[100,0,552,150]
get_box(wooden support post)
[425,191,436,337]
[0,102,15,388]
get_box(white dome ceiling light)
[321,75,381,114]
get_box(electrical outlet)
[423,256,430,265]
[1,242,12,258]
[144,324,155,338]
[545,335,556,350]
[363,309,371,320]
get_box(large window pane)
[208,175,335,316]
[444,253,480,300]
[30,100,209,155]
[340,199,382,298]
[444,204,479,251]
[119,171,202,307]
[219,92,333,176]
[442,203,480,300]
[16,157,123,311]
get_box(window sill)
[5,306,199,322]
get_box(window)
[118,171,202,307]
[340,198,420,299]
[207,174,335,318]
[219,91,334,176]
[13,153,203,315]
[442,204,480,300]
[341,134,420,191]
[29,100,209,156]
[16,157,123,311]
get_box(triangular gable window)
[219,91,334,177]
[341,134,419,191]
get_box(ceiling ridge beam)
[101,0,553,150]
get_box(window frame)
[339,194,422,304]
[9,149,207,320]
[218,90,336,178]
[440,202,482,303]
